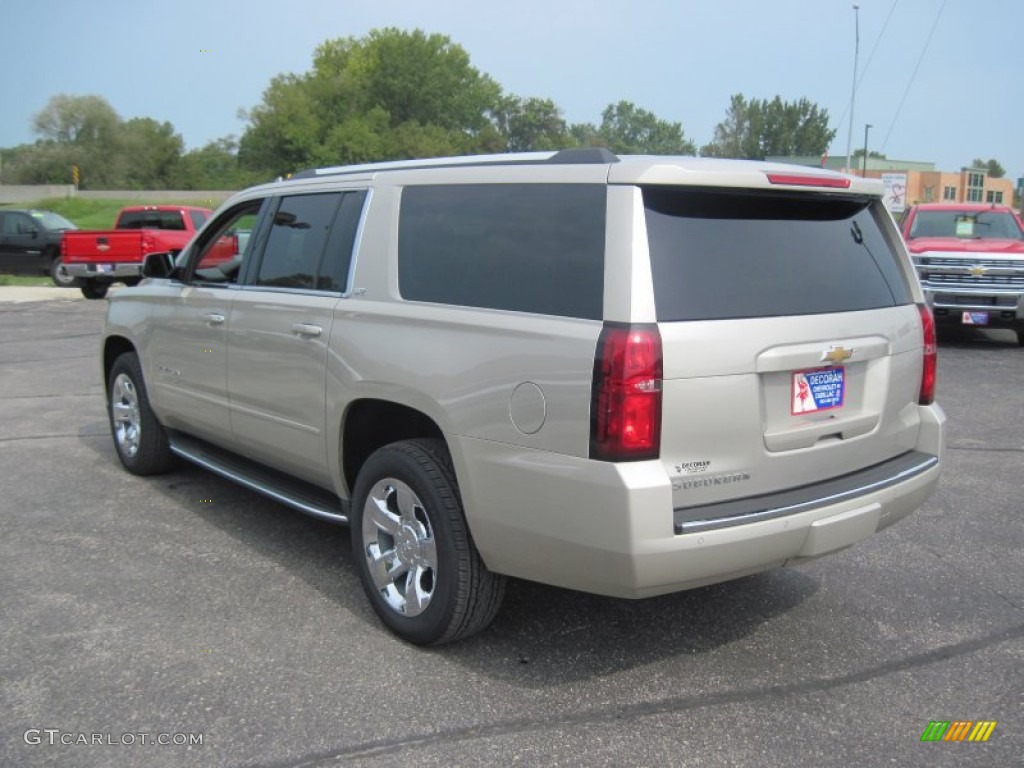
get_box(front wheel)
[351,439,506,645]
[81,281,109,300]
[50,255,77,288]
[108,352,175,475]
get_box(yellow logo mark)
[821,346,854,364]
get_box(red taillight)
[918,304,937,405]
[142,231,155,254]
[766,172,852,189]
[590,323,663,461]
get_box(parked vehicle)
[103,150,945,645]
[62,205,212,299]
[0,209,78,286]
[901,202,1024,344]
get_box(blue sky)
[3,0,1022,180]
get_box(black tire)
[351,439,506,645]
[49,254,78,288]
[81,281,110,300]
[107,352,175,475]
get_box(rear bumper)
[65,262,141,280]
[455,403,945,598]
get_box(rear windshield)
[118,211,186,230]
[644,188,912,322]
[908,209,1024,240]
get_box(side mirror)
[141,250,181,280]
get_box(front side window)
[188,210,209,230]
[644,187,912,321]
[191,200,264,284]
[398,184,606,320]
[255,193,343,290]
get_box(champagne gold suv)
[102,149,945,644]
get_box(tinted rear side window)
[644,188,912,321]
[398,184,605,320]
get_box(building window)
[943,186,957,201]
[966,172,985,202]
[924,186,933,202]
[986,190,1003,204]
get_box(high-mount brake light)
[918,304,937,405]
[590,324,663,461]
[766,173,852,189]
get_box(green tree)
[701,94,835,160]
[491,95,569,151]
[170,136,264,190]
[239,28,503,175]
[32,93,120,148]
[591,101,696,155]
[117,118,184,189]
[971,157,1005,178]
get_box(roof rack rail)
[285,148,619,181]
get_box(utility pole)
[845,4,860,174]
[862,124,872,177]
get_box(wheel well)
[103,337,136,390]
[342,399,445,493]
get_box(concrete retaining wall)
[0,186,236,205]
[0,185,76,203]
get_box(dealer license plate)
[792,367,845,415]
[962,311,989,326]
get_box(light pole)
[862,123,873,177]
[845,4,860,174]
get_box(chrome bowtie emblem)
[821,345,854,363]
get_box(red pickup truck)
[62,205,212,299]
[901,202,1024,345]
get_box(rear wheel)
[49,254,77,288]
[351,439,506,645]
[81,281,110,300]
[108,352,174,475]
[1017,329,1024,346]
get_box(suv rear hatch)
[641,185,928,520]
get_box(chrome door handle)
[291,323,323,337]
[203,312,226,325]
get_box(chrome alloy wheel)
[362,478,437,617]
[110,373,142,458]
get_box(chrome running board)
[168,432,349,525]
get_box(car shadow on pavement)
[937,326,1018,348]
[78,419,819,685]
[450,568,819,686]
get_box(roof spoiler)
[547,148,619,164]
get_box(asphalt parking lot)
[1,290,1021,768]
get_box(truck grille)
[913,253,1024,291]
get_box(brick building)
[767,155,1015,213]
